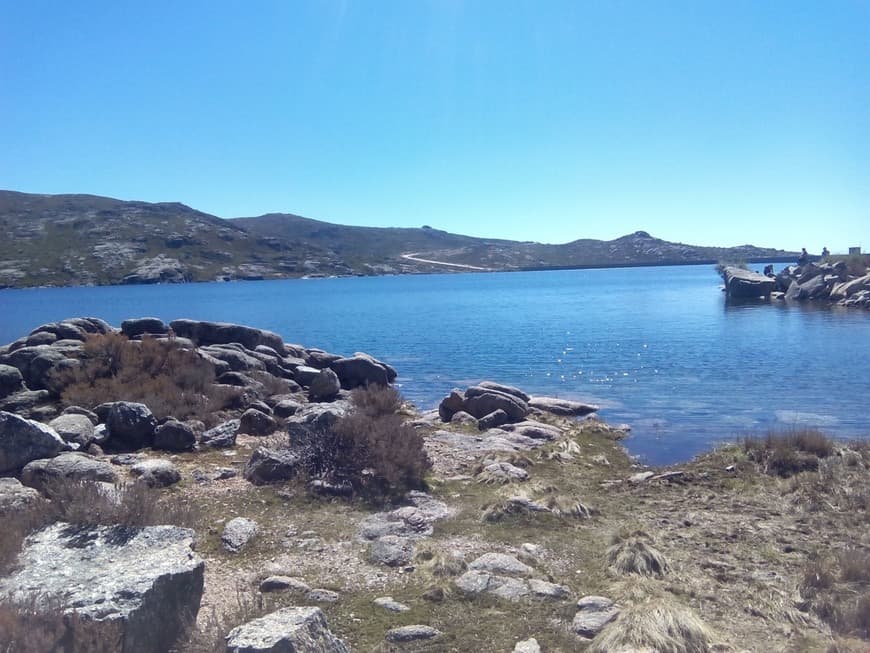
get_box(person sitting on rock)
[821,246,830,260]
[798,248,809,265]
[763,264,774,277]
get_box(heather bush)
[60,333,225,421]
[296,385,430,501]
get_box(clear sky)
[1,1,868,252]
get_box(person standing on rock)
[798,248,809,265]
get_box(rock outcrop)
[0,523,204,653]
[0,411,68,473]
[225,607,350,653]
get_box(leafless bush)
[349,383,402,418]
[296,386,430,502]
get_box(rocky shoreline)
[743,259,870,308]
[1,318,869,652]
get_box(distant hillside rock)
[0,190,796,288]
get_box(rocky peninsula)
[1,318,868,652]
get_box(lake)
[2,265,868,464]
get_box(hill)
[0,190,795,288]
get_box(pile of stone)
[438,381,598,430]
[774,261,870,308]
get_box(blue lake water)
[1,265,868,464]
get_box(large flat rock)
[0,522,204,653]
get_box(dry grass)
[60,333,224,421]
[47,480,200,529]
[606,530,670,577]
[587,595,713,653]
[743,429,836,477]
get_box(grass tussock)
[59,332,230,422]
[607,530,670,577]
[587,596,713,653]
[414,544,467,578]
[743,429,836,477]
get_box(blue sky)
[1,1,868,252]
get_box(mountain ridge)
[0,190,797,288]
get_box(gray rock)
[0,477,49,518]
[629,471,655,484]
[130,458,181,487]
[573,595,620,638]
[239,408,278,436]
[464,388,529,422]
[272,399,303,418]
[120,317,169,338]
[478,408,510,430]
[248,399,274,415]
[369,535,415,567]
[373,596,410,612]
[455,571,530,600]
[309,368,341,401]
[477,462,529,483]
[259,576,310,593]
[438,389,466,422]
[244,447,300,485]
[0,411,68,473]
[358,493,454,541]
[514,638,542,653]
[153,419,197,451]
[0,522,204,653]
[226,607,350,653]
[288,399,352,432]
[450,410,477,425]
[528,396,598,416]
[0,364,24,398]
[106,402,157,449]
[469,552,534,577]
[501,420,563,441]
[61,405,99,422]
[476,381,531,402]
[329,353,397,389]
[0,389,53,414]
[385,625,442,643]
[203,345,266,373]
[200,419,239,448]
[48,413,96,447]
[222,517,258,553]
[306,588,339,603]
[293,365,322,386]
[21,452,117,493]
[169,319,286,354]
[528,578,570,600]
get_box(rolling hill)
[0,190,796,288]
